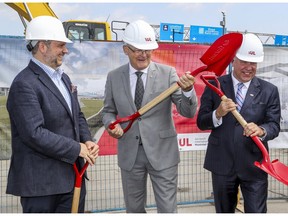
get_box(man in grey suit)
[197,33,281,213]
[6,16,99,213]
[102,20,198,213]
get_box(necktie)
[236,82,244,112]
[134,71,144,110]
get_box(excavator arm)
[6,2,57,21]
[5,2,112,41]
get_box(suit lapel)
[121,64,135,109]
[222,74,261,113]
[221,75,235,100]
[142,63,157,106]
[30,61,73,118]
[241,77,260,112]
[61,75,74,117]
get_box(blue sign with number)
[189,25,223,44]
[274,35,288,46]
[160,23,184,42]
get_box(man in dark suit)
[6,16,99,213]
[102,20,198,213]
[197,33,281,213]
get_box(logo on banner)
[178,138,193,147]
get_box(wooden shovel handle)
[109,66,208,132]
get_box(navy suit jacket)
[197,74,280,178]
[6,60,92,196]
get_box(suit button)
[136,136,139,140]
[138,117,142,121]
[235,122,240,126]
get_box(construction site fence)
[0,38,288,213]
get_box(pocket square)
[71,84,77,93]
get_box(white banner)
[178,132,288,151]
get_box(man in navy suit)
[197,33,281,213]
[6,16,99,213]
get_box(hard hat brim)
[126,41,158,50]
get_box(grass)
[81,98,103,118]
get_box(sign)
[190,25,223,44]
[274,35,288,46]
[178,133,209,151]
[160,23,184,42]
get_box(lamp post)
[220,11,226,35]
[172,28,184,43]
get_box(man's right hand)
[107,123,124,139]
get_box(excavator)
[5,2,112,41]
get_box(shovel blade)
[200,33,243,76]
[255,160,288,185]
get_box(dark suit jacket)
[102,62,198,171]
[6,60,92,197]
[197,73,280,178]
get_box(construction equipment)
[5,2,112,41]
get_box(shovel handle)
[108,65,209,133]
[71,162,89,213]
[200,74,271,163]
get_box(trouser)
[212,172,268,213]
[20,180,86,213]
[121,145,178,213]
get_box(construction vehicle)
[5,2,112,41]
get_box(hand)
[178,71,195,92]
[85,140,99,163]
[243,122,265,137]
[79,142,99,166]
[215,98,237,119]
[107,123,124,139]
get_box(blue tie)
[236,83,244,112]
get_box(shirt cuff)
[212,110,222,127]
[259,126,267,141]
[182,86,194,98]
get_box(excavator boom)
[5,2,112,41]
[6,2,57,21]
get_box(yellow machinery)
[5,2,112,41]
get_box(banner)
[1,38,288,156]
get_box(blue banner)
[189,25,223,44]
[160,23,184,42]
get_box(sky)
[1,1,288,39]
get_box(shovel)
[200,74,288,185]
[71,162,89,213]
[109,33,243,132]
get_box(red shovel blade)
[255,160,288,185]
[200,33,243,76]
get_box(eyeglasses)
[237,58,257,68]
[126,46,152,55]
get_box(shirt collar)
[129,63,149,76]
[231,72,251,89]
[31,57,63,79]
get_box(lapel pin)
[250,94,254,97]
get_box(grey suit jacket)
[197,74,281,177]
[6,60,92,196]
[102,62,197,171]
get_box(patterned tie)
[134,71,144,110]
[236,82,244,112]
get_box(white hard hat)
[123,20,158,50]
[236,33,264,63]
[25,16,72,43]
